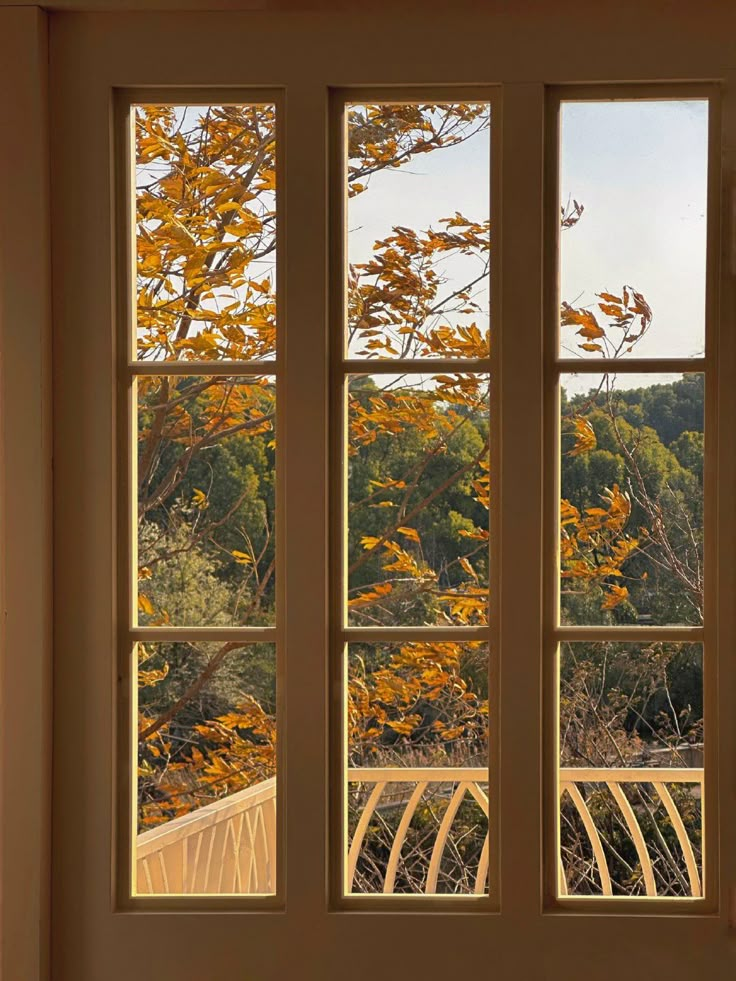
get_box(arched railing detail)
[383,780,429,893]
[475,837,490,895]
[347,767,489,895]
[134,767,703,897]
[560,781,613,895]
[606,780,657,897]
[346,779,386,888]
[652,780,702,898]
[558,856,569,896]
[559,767,703,899]
[426,781,471,894]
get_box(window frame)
[542,82,722,914]
[327,85,501,910]
[114,86,287,911]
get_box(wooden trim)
[342,626,490,643]
[281,81,330,923]
[117,86,283,108]
[0,9,52,981]
[698,80,722,909]
[342,358,492,375]
[717,67,736,940]
[554,626,705,643]
[129,626,278,642]
[499,81,545,923]
[130,360,279,376]
[555,358,707,375]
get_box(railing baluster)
[558,855,568,896]
[383,781,429,893]
[652,780,702,898]
[346,780,386,892]
[606,781,656,897]
[561,782,613,895]
[232,813,245,893]
[475,835,490,895]
[426,782,469,894]
[466,781,489,816]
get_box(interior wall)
[0,8,53,981]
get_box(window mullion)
[718,69,736,925]
[282,84,330,920]
[498,82,547,922]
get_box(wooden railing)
[558,766,703,898]
[136,776,276,895]
[346,766,489,895]
[134,766,703,897]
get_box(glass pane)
[346,102,490,359]
[135,641,277,895]
[559,100,708,360]
[346,641,489,895]
[347,373,489,626]
[135,104,277,362]
[558,641,703,898]
[137,374,276,627]
[559,373,703,627]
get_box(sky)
[347,99,709,396]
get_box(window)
[547,90,716,905]
[120,87,719,911]
[335,94,496,900]
[127,96,282,898]
[33,9,736,980]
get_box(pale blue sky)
[561,99,708,393]
[348,109,490,359]
[347,99,709,395]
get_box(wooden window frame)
[542,82,722,914]
[2,7,736,980]
[328,85,501,910]
[114,87,287,910]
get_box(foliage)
[133,101,704,898]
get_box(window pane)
[558,642,703,898]
[347,373,489,626]
[134,642,276,895]
[559,100,708,360]
[346,102,490,360]
[346,641,489,895]
[135,641,277,896]
[559,373,703,627]
[137,374,276,627]
[135,104,277,362]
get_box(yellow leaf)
[459,556,478,580]
[256,168,276,191]
[397,526,420,542]
[138,594,154,616]
[568,418,597,457]
[602,584,629,610]
[192,488,209,510]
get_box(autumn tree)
[133,97,703,884]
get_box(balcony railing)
[135,766,703,897]
[558,766,703,898]
[136,776,276,895]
